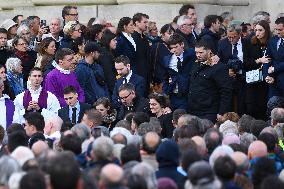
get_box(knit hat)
[0,19,17,31]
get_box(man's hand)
[27,101,34,111]
[210,55,220,65]
[163,107,172,114]
[229,69,236,78]
[265,76,274,84]
[256,56,271,64]
[268,66,274,74]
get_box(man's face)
[49,19,61,35]
[212,19,221,33]
[59,54,74,70]
[29,70,43,88]
[187,8,197,25]
[24,121,36,137]
[32,18,40,34]
[180,19,194,35]
[170,43,184,56]
[0,33,7,47]
[81,114,93,128]
[119,89,135,107]
[227,31,241,45]
[195,47,210,62]
[65,8,79,22]
[64,92,78,107]
[115,62,130,77]
[275,23,284,38]
[136,16,148,32]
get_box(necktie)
[177,57,182,71]
[123,77,127,84]
[72,107,77,124]
[278,38,284,51]
[232,44,238,58]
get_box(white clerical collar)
[125,70,133,83]
[30,86,42,95]
[0,94,10,101]
[56,65,70,74]
[52,60,58,68]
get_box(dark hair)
[117,17,132,34]
[94,97,112,114]
[8,131,28,152]
[0,28,8,34]
[20,170,46,189]
[118,83,135,93]
[261,176,284,189]
[87,17,96,27]
[168,33,184,46]
[252,20,271,45]
[275,16,284,25]
[174,125,200,141]
[55,48,74,63]
[37,37,56,69]
[72,37,85,54]
[258,133,277,153]
[114,55,130,66]
[101,29,116,50]
[214,156,237,182]
[181,149,202,172]
[204,15,220,28]
[120,144,141,165]
[86,24,104,42]
[132,112,150,127]
[24,112,45,132]
[0,126,4,143]
[12,36,28,47]
[179,4,195,16]
[250,119,267,137]
[29,67,42,76]
[84,109,103,126]
[63,85,77,95]
[62,5,77,19]
[127,174,148,189]
[238,114,255,133]
[46,151,81,189]
[172,109,187,123]
[160,24,174,35]
[12,15,23,23]
[132,13,149,24]
[60,133,82,155]
[148,93,170,108]
[7,123,24,135]
[195,40,213,51]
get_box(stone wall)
[0,0,282,29]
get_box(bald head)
[248,140,268,160]
[142,132,161,154]
[111,133,127,145]
[191,136,207,156]
[44,115,63,135]
[31,140,49,157]
[230,151,249,172]
[100,164,124,187]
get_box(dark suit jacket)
[58,102,92,124]
[175,29,196,49]
[112,73,146,109]
[198,28,220,55]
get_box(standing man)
[58,86,91,128]
[198,15,221,55]
[132,13,151,91]
[112,55,146,108]
[62,6,79,24]
[188,41,232,122]
[42,18,63,49]
[75,42,108,105]
[179,4,198,38]
[13,67,61,124]
[163,33,196,110]
[44,48,85,107]
[264,17,284,98]
[0,28,12,66]
[175,15,196,49]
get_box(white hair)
[10,146,35,167]
[132,162,157,189]
[177,15,191,27]
[209,145,234,167]
[5,57,22,73]
[16,24,30,36]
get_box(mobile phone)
[40,20,46,27]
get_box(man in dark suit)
[58,86,91,129]
[175,15,196,49]
[117,83,150,120]
[112,55,146,109]
[179,4,198,39]
[163,33,196,110]
[264,17,284,98]
[218,24,250,115]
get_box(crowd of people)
[1,3,284,189]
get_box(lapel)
[64,106,71,122]
[121,34,135,51]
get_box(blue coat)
[162,48,196,109]
[264,36,284,97]
[75,59,109,105]
[198,28,220,54]
[112,72,146,109]
[115,33,137,72]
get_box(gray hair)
[45,114,63,131]
[132,162,157,189]
[227,23,242,34]
[177,15,191,27]
[50,18,63,29]
[92,136,114,161]
[251,14,267,25]
[71,123,91,142]
[6,57,21,73]
[16,24,30,36]
[0,155,21,186]
[209,145,234,166]
[271,108,284,123]
[220,11,233,20]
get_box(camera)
[227,59,243,73]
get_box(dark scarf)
[23,87,48,109]
[15,50,31,64]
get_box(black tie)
[233,44,238,58]
[72,107,77,124]
[279,38,284,51]
[177,57,182,71]
[123,77,127,84]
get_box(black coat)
[0,48,12,66]
[188,62,233,116]
[198,28,220,54]
[175,29,196,49]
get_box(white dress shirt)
[232,38,243,62]
[169,53,184,72]
[0,95,10,129]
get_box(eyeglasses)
[119,92,131,100]
[67,13,78,16]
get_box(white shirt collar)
[125,70,133,83]
[122,32,136,51]
[52,60,58,68]
[29,86,42,95]
[56,65,70,74]
[0,94,10,101]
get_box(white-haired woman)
[6,57,24,95]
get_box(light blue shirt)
[68,101,80,123]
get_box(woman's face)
[96,31,103,41]
[124,20,135,34]
[14,38,28,52]
[150,26,158,37]
[45,41,56,55]
[109,38,117,50]
[162,29,174,43]
[255,24,266,40]
[71,24,82,39]
[95,104,109,117]
[149,98,162,115]
[0,67,6,81]
[78,43,85,55]
[15,63,23,74]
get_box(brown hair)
[251,20,271,45]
